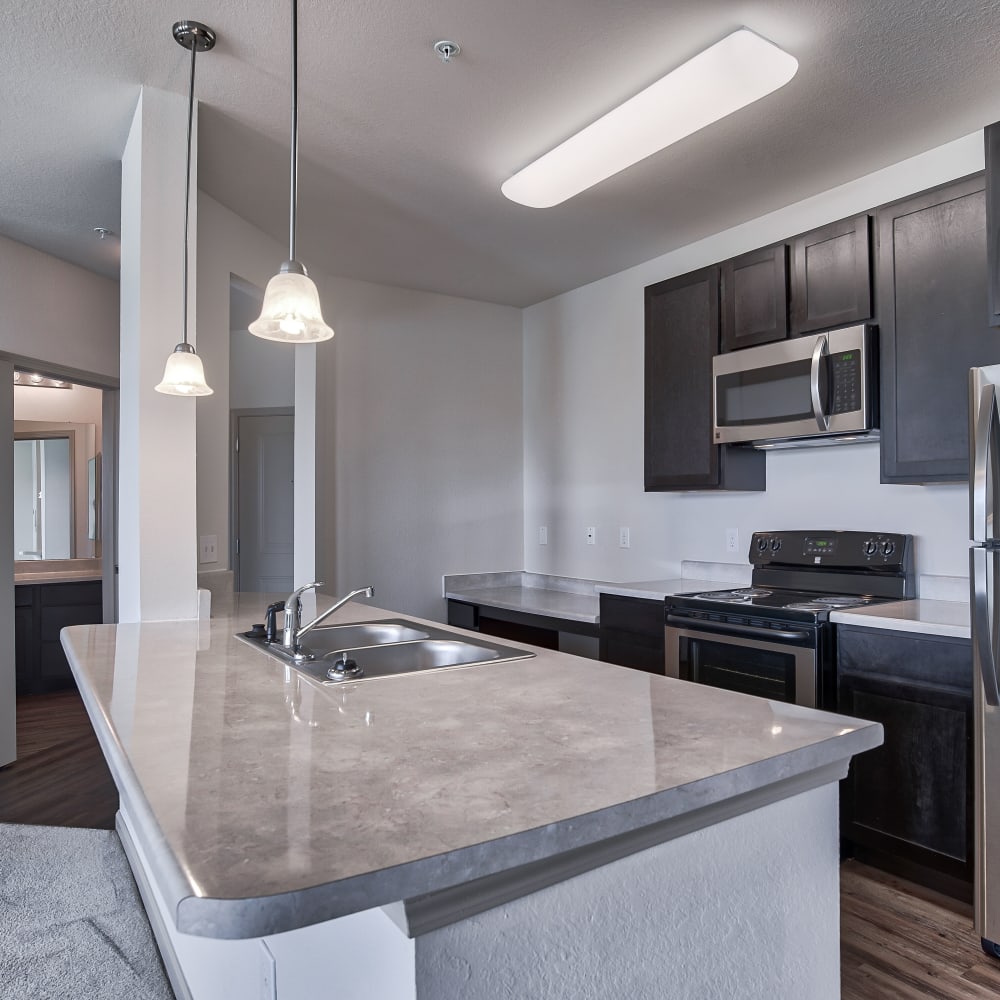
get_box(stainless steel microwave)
[712,325,878,448]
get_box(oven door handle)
[665,613,811,642]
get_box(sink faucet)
[279,583,375,656]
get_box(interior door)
[235,412,294,594]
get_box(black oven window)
[690,638,796,702]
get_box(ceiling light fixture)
[156,20,216,397]
[13,373,71,390]
[249,0,333,344]
[501,28,798,209]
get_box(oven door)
[665,616,819,708]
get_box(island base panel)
[124,784,841,1000]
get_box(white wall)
[318,277,524,621]
[523,132,987,585]
[14,382,103,428]
[0,233,118,379]
[198,196,525,620]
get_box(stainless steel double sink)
[238,618,534,683]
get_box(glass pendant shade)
[155,343,214,396]
[249,266,334,343]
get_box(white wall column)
[119,88,199,622]
[294,344,317,588]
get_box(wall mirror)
[13,421,98,561]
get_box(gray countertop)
[62,593,882,940]
[444,572,605,623]
[831,599,970,639]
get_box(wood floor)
[0,689,118,829]
[841,860,1000,998]
[3,692,1000,997]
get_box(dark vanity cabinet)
[15,580,103,695]
[878,174,996,483]
[837,626,973,901]
[720,244,789,352]
[789,215,873,335]
[644,268,765,491]
[598,594,665,674]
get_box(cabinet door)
[878,174,996,483]
[644,268,765,491]
[599,595,665,674]
[839,671,973,899]
[720,244,789,352]
[790,215,873,335]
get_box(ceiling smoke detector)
[433,40,460,63]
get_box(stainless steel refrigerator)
[970,365,1000,957]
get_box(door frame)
[229,407,294,593]
[0,353,119,766]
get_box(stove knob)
[863,539,877,556]
[770,538,781,552]
[757,537,769,552]
[881,540,895,557]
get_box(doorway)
[232,409,294,594]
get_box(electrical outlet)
[725,528,740,554]
[258,940,276,1000]
[539,526,548,545]
[619,526,630,548]
[199,534,218,564]
[586,526,597,546]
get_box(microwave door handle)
[973,547,1000,707]
[810,334,830,431]
[973,382,998,543]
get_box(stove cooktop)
[670,586,892,623]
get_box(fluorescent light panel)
[501,28,798,209]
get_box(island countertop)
[62,593,883,940]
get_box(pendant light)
[156,20,216,396]
[249,0,333,343]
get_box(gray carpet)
[0,822,174,999]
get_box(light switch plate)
[199,534,218,564]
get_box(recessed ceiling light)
[501,28,798,209]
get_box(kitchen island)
[61,593,883,1000]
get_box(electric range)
[664,530,914,709]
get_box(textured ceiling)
[3,0,1000,306]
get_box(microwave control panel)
[829,351,862,414]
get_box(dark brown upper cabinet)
[720,244,789,352]
[878,174,993,484]
[790,215,873,335]
[985,123,1000,326]
[644,268,765,492]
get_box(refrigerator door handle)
[973,546,1000,707]
[973,382,998,543]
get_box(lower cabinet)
[837,625,973,901]
[15,581,104,695]
[598,594,665,674]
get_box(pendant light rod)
[182,38,197,347]
[289,0,299,262]
[172,21,216,345]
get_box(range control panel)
[749,530,911,570]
